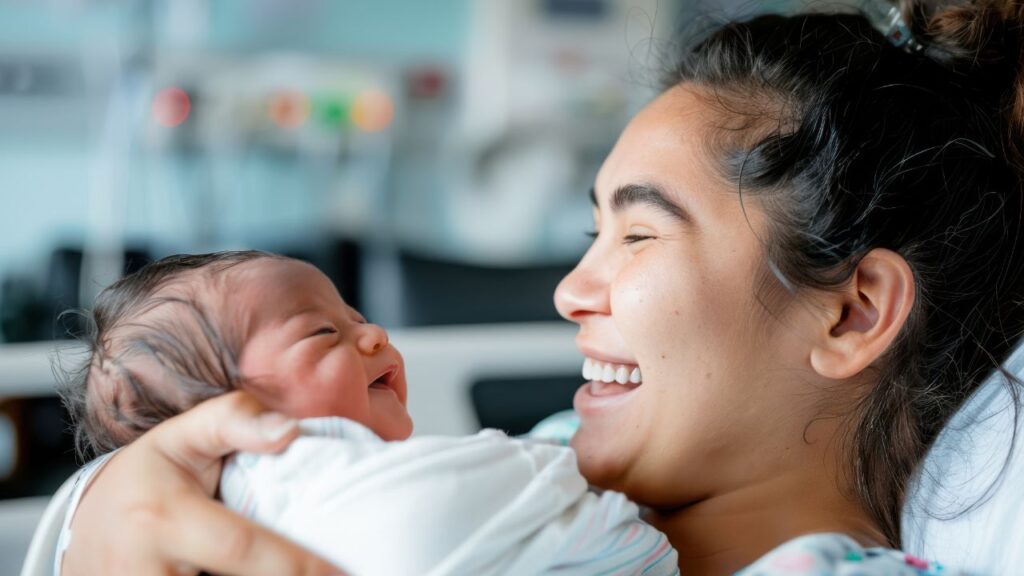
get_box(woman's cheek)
[611,258,686,348]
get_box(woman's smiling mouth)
[583,357,642,384]
[581,356,642,397]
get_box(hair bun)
[912,1,1022,60]
[906,0,1024,137]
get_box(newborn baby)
[61,250,678,576]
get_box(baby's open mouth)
[582,357,641,397]
[369,367,397,391]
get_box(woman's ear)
[809,248,915,380]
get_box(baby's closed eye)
[310,326,338,337]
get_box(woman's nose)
[355,323,389,354]
[554,256,610,324]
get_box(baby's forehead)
[109,257,326,329]
[226,258,333,304]
[134,257,269,303]
[220,258,353,327]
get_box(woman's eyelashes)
[623,233,654,244]
[583,230,655,244]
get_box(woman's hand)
[62,391,343,576]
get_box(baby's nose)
[356,323,389,354]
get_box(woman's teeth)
[582,357,641,385]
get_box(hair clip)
[864,1,925,53]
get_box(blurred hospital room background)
[0,0,797,570]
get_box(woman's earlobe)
[809,249,915,380]
[810,326,870,380]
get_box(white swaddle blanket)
[219,417,678,576]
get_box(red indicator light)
[152,87,191,128]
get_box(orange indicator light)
[268,90,311,130]
[351,89,394,133]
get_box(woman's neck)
[644,471,887,575]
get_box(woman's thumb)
[148,391,300,476]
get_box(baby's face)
[231,258,412,440]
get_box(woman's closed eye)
[583,228,657,244]
[623,233,654,244]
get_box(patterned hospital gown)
[737,533,956,575]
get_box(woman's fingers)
[147,391,300,488]
[162,493,343,576]
[62,391,333,576]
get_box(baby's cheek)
[258,354,332,418]
[284,384,360,419]
[239,380,294,417]
[308,352,371,418]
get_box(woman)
[59,0,1024,574]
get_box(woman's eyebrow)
[590,184,693,224]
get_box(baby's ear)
[809,249,916,380]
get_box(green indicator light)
[314,95,350,128]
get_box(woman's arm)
[61,392,343,576]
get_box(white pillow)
[902,340,1024,574]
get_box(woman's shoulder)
[737,533,956,576]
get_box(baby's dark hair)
[58,250,283,458]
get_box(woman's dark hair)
[665,0,1024,546]
[57,250,281,458]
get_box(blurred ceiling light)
[351,89,394,133]
[268,90,310,130]
[151,87,191,128]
